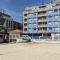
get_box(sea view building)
[23,1,60,40]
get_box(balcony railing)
[38,19,47,22]
[38,24,47,27]
[38,13,47,17]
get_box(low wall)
[32,39,60,43]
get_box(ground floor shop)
[23,33,60,40]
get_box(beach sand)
[0,42,60,60]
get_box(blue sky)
[0,0,54,23]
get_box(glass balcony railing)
[47,18,60,22]
[47,11,60,16]
[47,30,60,33]
[47,24,60,27]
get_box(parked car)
[22,35,31,42]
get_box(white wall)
[9,33,21,40]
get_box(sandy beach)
[0,42,60,60]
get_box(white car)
[22,35,31,42]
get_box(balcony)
[28,29,38,33]
[38,24,47,27]
[38,30,42,33]
[23,25,28,28]
[23,20,28,23]
[38,19,47,22]
[47,30,60,33]
[47,28,60,33]
[23,21,28,23]
[47,24,60,28]
[37,8,47,12]
[47,11,60,16]
[38,30,47,33]
[38,13,47,17]
[23,11,28,14]
[42,30,47,33]
[24,9,37,14]
[23,16,28,19]
[52,4,60,9]
[47,18,60,22]
[23,31,28,33]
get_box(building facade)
[0,12,22,32]
[0,12,13,32]
[23,1,60,39]
[0,11,22,42]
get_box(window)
[34,28,36,30]
[52,3,60,7]
[48,16,52,18]
[28,13,37,18]
[47,10,53,13]
[24,28,27,31]
[10,35,12,38]
[39,5,46,8]
[43,27,47,30]
[38,22,42,25]
[38,12,41,14]
[56,3,60,6]
[38,28,42,30]
[54,9,58,12]
[55,16,59,18]
[24,14,27,16]
[48,22,52,24]
[55,22,58,24]
[43,22,47,24]
[24,18,27,21]
[59,8,60,11]
[24,23,27,26]
[42,16,46,19]
[38,16,46,20]
[38,11,46,14]
[13,35,15,38]
[38,17,42,19]
[16,35,19,38]
[55,28,59,30]
[49,27,52,30]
